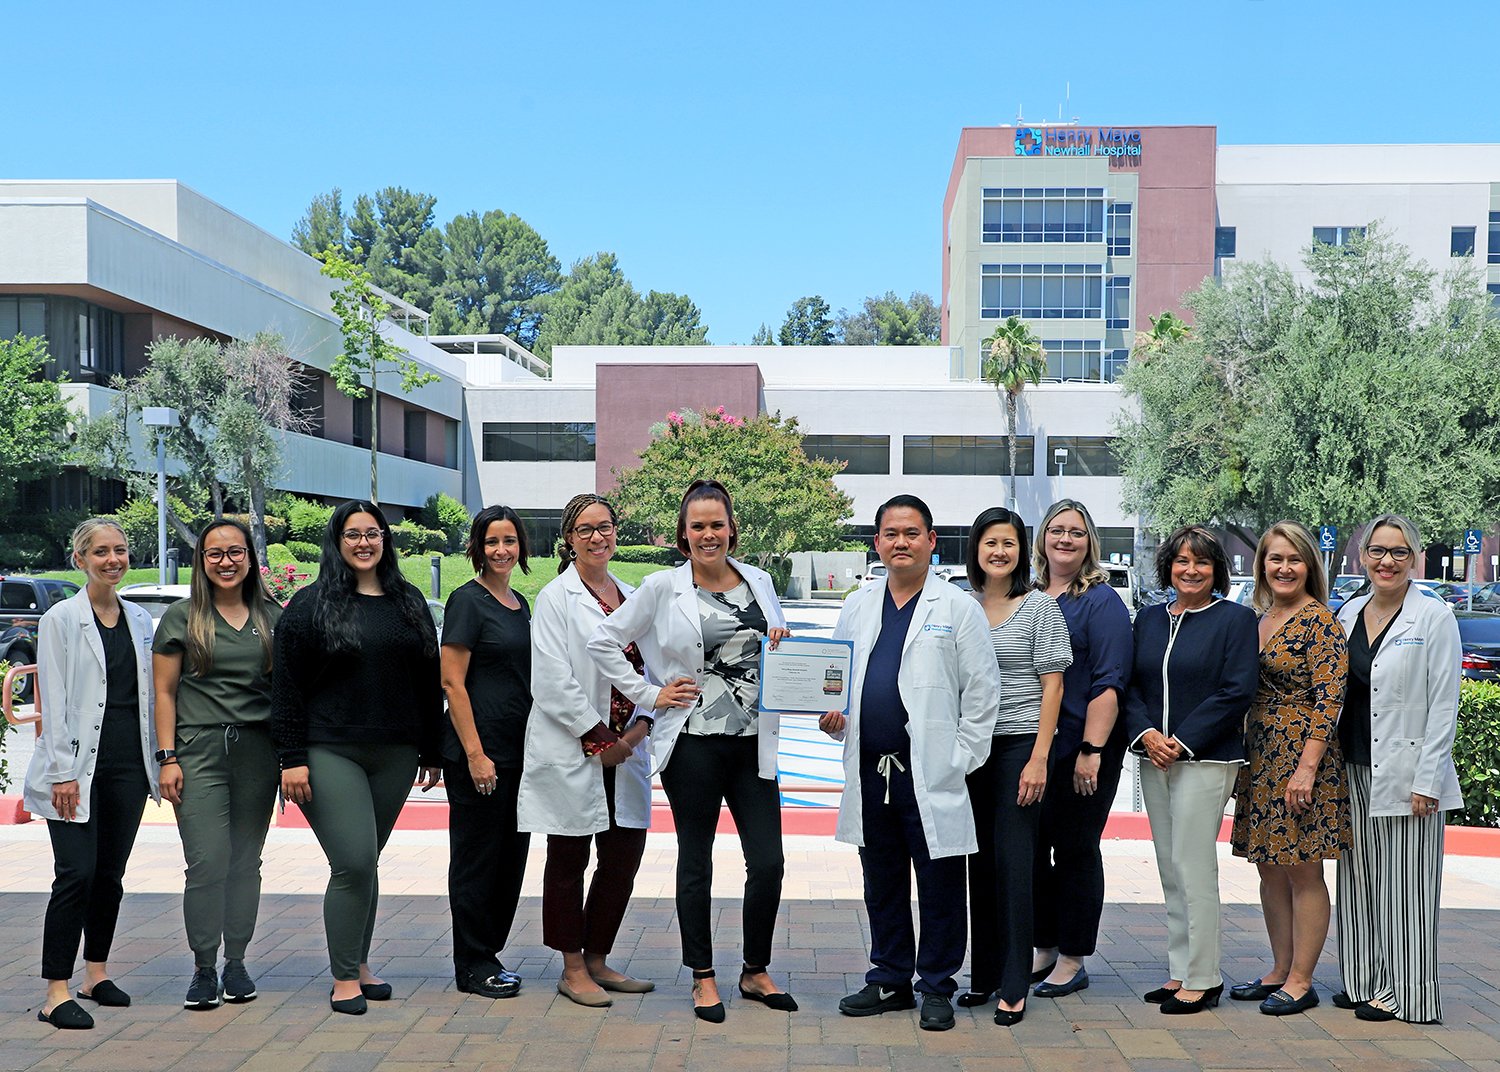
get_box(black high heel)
[1160,983,1223,1015]
[956,989,993,1008]
[692,968,725,1023]
[738,965,797,1011]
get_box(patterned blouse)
[688,581,767,737]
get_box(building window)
[515,510,565,555]
[1097,526,1135,564]
[351,397,371,449]
[403,410,427,462]
[444,420,460,469]
[1105,276,1131,330]
[981,187,1106,244]
[802,434,890,475]
[1489,212,1500,265]
[903,435,1034,476]
[0,295,123,380]
[1215,226,1237,258]
[1104,348,1130,383]
[1047,436,1122,477]
[1313,225,1365,247]
[1107,203,1132,257]
[481,422,596,462]
[981,263,1104,319]
[1451,227,1477,257]
[1488,283,1500,314]
[290,369,324,438]
[1040,339,1101,382]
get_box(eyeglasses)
[1365,545,1411,562]
[203,546,248,564]
[342,530,384,544]
[1046,526,1088,541]
[571,522,616,540]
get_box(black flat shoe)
[956,989,993,1008]
[1143,985,1180,1005]
[1030,960,1057,984]
[76,979,131,1007]
[1230,978,1281,1001]
[329,989,367,1016]
[1033,968,1088,998]
[360,981,392,1001]
[1355,1002,1398,1022]
[1330,990,1358,1010]
[1260,987,1319,1016]
[37,999,94,1030]
[994,1004,1025,1026]
[692,968,725,1024]
[738,985,798,1011]
[1160,984,1222,1015]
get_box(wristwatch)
[631,715,655,735]
[1077,741,1104,756]
[154,748,178,765]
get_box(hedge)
[1453,679,1500,828]
[612,544,678,566]
[285,540,321,563]
[391,521,446,556]
[0,533,53,571]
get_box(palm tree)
[981,316,1047,508]
[1132,310,1191,358]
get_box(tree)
[749,323,776,345]
[1115,224,1500,548]
[0,335,72,515]
[320,249,440,506]
[778,296,836,346]
[290,188,349,260]
[612,407,854,570]
[836,291,942,345]
[981,316,1047,508]
[1133,310,1191,357]
[429,209,561,345]
[532,253,709,361]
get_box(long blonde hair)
[1032,499,1110,596]
[185,519,276,677]
[1251,521,1328,613]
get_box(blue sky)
[9,0,1499,344]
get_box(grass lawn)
[38,557,671,605]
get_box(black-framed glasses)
[203,546,248,563]
[1046,526,1088,541]
[342,529,384,544]
[1365,545,1412,562]
[572,522,616,540]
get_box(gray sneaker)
[919,992,955,1031]
[221,960,257,1003]
[184,966,221,1010]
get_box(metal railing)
[2,663,40,732]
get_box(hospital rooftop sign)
[1014,127,1143,159]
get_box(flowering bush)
[261,564,310,604]
[652,405,745,437]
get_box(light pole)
[141,407,178,584]
[1054,446,1069,479]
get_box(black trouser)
[543,766,648,955]
[444,762,530,980]
[658,733,784,970]
[858,750,966,997]
[966,733,1040,1004]
[1032,739,1125,957]
[42,745,149,980]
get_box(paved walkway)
[2,823,1499,1071]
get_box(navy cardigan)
[1123,598,1259,763]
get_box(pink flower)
[667,410,683,426]
[715,405,726,416]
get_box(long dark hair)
[465,504,531,576]
[965,507,1032,597]
[676,479,738,556]
[185,518,277,677]
[311,500,437,657]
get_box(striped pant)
[1335,763,1444,1023]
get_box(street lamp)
[141,407,178,584]
[1054,446,1069,478]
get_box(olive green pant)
[300,742,418,980]
[174,723,278,969]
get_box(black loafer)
[1034,968,1089,998]
[994,1004,1025,1026]
[1230,978,1280,1001]
[1355,1002,1398,1022]
[77,979,131,1007]
[458,972,521,1000]
[359,981,392,1001]
[38,999,94,1029]
[1143,985,1180,1005]
[1330,990,1358,1010]
[1260,987,1319,1016]
[330,989,367,1015]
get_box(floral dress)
[1230,601,1351,864]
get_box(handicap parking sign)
[1318,526,1337,552]
[1465,529,1483,555]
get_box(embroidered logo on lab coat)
[922,623,953,636]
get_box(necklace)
[1365,599,1401,632]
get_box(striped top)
[989,590,1074,736]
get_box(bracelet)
[159,756,180,767]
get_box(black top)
[860,587,919,755]
[271,585,443,770]
[96,611,139,722]
[1339,612,1394,767]
[440,580,532,768]
[1054,583,1134,757]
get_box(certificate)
[758,637,856,716]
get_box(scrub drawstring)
[222,724,240,754]
[875,753,906,805]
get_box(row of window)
[0,295,125,379]
[979,264,1132,327]
[1216,218,1500,262]
[979,190,1132,256]
[803,434,1122,477]
[482,422,598,462]
[1452,215,1500,262]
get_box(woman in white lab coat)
[587,479,795,1022]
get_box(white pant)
[1140,761,1238,990]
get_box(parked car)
[1456,611,1500,682]
[1429,581,1478,605]
[119,584,192,620]
[1103,563,1138,612]
[1412,579,1459,612]
[948,575,974,593]
[1467,582,1500,613]
[1327,575,1367,611]
[1,575,81,702]
[1226,576,1255,606]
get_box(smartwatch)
[632,715,655,735]
[154,748,178,765]
[1077,741,1104,756]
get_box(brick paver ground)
[2,822,1498,1071]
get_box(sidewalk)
[2,824,1499,1071]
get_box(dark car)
[1469,582,1500,613]
[1456,611,1500,682]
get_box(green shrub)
[612,544,678,565]
[113,496,201,564]
[285,540,321,563]
[390,521,446,556]
[224,513,289,545]
[421,492,470,553]
[1452,679,1500,828]
[264,543,298,570]
[0,533,54,571]
[285,498,334,543]
[767,556,793,596]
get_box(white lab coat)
[1336,583,1464,817]
[516,565,652,835]
[23,589,160,822]
[587,557,787,779]
[830,573,1001,859]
